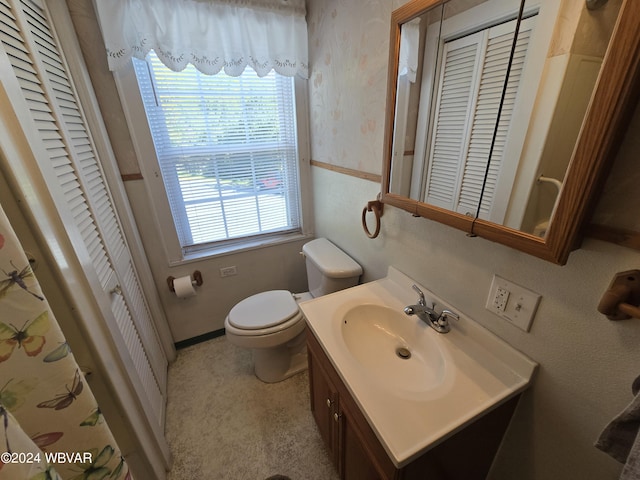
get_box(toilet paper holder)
[167,270,204,293]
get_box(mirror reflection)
[389,0,621,237]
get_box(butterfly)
[29,465,62,480]
[80,408,103,427]
[109,456,126,479]
[43,342,71,363]
[0,311,49,362]
[0,378,37,411]
[31,432,64,452]
[37,370,83,410]
[70,445,114,480]
[0,261,44,301]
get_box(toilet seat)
[227,290,303,336]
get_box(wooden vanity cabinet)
[308,329,392,479]
[307,329,520,480]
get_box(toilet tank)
[302,238,363,297]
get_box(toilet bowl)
[225,290,311,382]
[224,238,362,383]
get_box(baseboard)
[174,328,226,350]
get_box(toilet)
[224,238,362,383]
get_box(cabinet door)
[308,331,392,480]
[308,347,339,466]
[341,406,384,480]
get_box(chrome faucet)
[404,284,458,334]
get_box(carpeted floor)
[165,335,339,480]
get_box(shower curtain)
[0,203,131,479]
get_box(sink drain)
[396,347,411,359]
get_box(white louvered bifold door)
[470,17,535,221]
[424,33,482,212]
[0,0,167,428]
[424,16,535,219]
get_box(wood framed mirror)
[380,0,640,264]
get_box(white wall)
[308,0,640,478]
[124,180,310,342]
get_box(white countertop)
[300,267,538,467]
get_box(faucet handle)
[440,310,459,323]
[412,284,426,306]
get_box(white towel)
[398,18,421,83]
[596,375,640,480]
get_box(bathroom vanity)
[300,267,538,480]
[308,329,520,479]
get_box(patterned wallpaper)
[307,0,408,174]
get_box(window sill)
[169,232,314,266]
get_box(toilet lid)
[228,290,300,330]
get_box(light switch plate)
[486,275,541,332]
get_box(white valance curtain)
[95,0,309,78]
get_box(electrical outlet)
[486,275,541,332]
[493,287,510,312]
[220,266,237,277]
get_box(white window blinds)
[424,15,535,219]
[134,52,301,253]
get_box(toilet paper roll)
[174,275,197,298]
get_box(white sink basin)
[300,266,537,467]
[341,304,447,395]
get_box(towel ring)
[362,200,384,239]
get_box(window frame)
[112,60,313,265]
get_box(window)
[132,52,303,255]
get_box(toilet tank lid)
[302,238,363,278]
